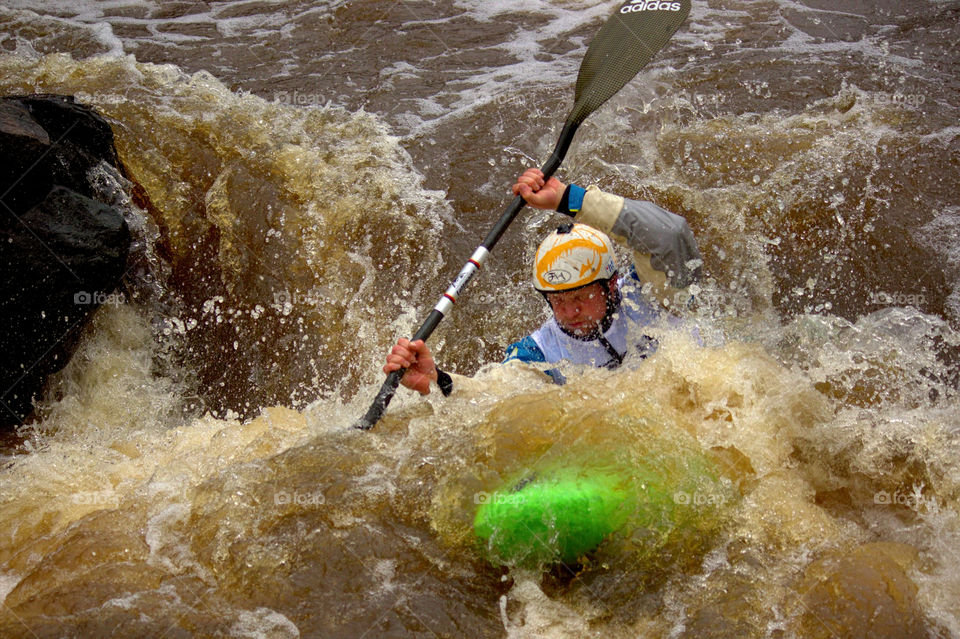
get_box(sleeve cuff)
[574,185,624,235]
[557,184,586,217]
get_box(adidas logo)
[621,0,683,12]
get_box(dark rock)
[0,100,52,213]
[12,95,122,200]
[1,94,123,218]
[0,95,131,427]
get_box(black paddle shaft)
[355,0,692,430]
[355,121,579,430]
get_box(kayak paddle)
[356,0,691,430]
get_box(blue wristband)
[557,184,585,217]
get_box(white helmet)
[532,223,617,293]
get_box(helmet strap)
[598,277,622,334]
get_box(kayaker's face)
[546,281,613,337]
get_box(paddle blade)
[570,0,691,124]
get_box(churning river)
[1,0,959,637]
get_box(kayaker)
[383,167,702,395]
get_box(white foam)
[229,608,300,639]
[382,0,621,135]
[1,0,291,56]
[0,572,21,605]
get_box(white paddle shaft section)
[434,246,491,315]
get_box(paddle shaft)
[355,120,579,429]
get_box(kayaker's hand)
[384,338,438,395]
[512,168,566,211]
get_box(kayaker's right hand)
[384,338,438,395]
[512,168,566,211]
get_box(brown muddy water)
[1,0,959,637]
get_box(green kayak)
[473,454,730,568]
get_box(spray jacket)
[503,184,701,371]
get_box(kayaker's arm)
[384,336,552,398]
[512,169,701,305]
[564,184,702,295]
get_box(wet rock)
[0,100,51,212]
[794,542,928,639]
[0,95,130,427]
[5,94,122,202]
